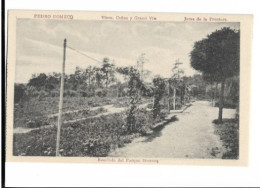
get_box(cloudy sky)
[16,19,239,83]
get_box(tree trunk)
[213,82,218,107]
[218,79,225,123]
[167,81,171,114]
[173,87,176,110]
[88,73,91,92]
[180,86,184,105]
[105,73,108,88]
[210,83,213,106]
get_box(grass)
[213,118,239,159]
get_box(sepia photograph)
[6,11,252,165]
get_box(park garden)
[13,27,240,158]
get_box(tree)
[152,77,166,119]
[93,67,103,89]
[116,66,130,81]
[190,27,240,122]
[14,84,26,103]
[126,67,141,131]
[101,58,116,88]
[85,66,95,92]
[28,73,48,89]
[45,73,60,91]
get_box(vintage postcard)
[6,10,253,166]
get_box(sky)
[15,19,239,83]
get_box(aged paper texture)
[6,10,253,166]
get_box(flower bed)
[13,109,167,157]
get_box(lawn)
[213,118,239,159]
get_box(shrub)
[38,90,48,99]
[26,116,49,128]
[50,90,59,97]
[215,98,237,109]
[95,89,107,97]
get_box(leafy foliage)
[14,84,26,103]
[126,67,142,131]
[13,109,166,157]
[190,27,240,122]
[190,27,240,79]
[152,77,166,119]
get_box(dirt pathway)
[109,101,236,159]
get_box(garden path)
[109,101,236,158]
